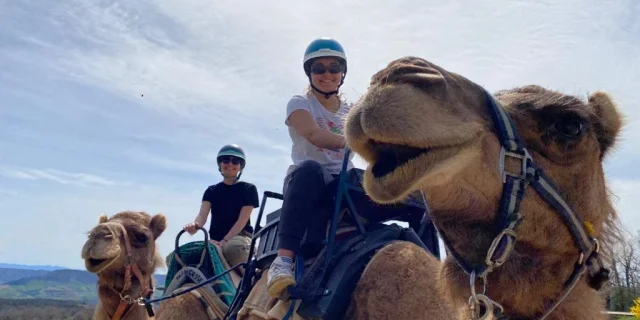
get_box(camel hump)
[349,241,457,320]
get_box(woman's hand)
[183,222,199,235]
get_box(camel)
[342,56,623,319]
[153,56,623,319]
[82,211,167,320]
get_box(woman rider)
[267,37,354,298]
[183,144,260,272]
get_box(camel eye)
[555,115,584,138]
[132,232,149,247]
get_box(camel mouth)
[357,138,475,203]
[369,141,431,178]
[85,257,114,273]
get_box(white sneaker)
[267,256,295,299]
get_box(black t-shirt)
[202,181,260,241]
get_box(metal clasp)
[468,294,504,320]
[499,147,531,183]
[468,272,504,320]
[485,228,518,269]
[469,271,487,305]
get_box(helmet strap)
[308,75,345,99]
[218,165,242,182]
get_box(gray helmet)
[217,144,246,169]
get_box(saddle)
[293,223,430,320]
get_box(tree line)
[606,227,640,314]
[0,298,94,320]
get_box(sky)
[0,0,638,271]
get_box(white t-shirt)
[285,93,355,176]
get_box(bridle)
[100,222,155,320]
[428,90,610,320]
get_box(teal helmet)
[217,144,246,180]
[303,37,347,77]
[303,37,347,98]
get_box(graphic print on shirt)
[314,107,350,160]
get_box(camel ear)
[99,214,108,223]
[149,213,167,240]
[588,91,623,158]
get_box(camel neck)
[97,273,151,318]
[439,217,598,319]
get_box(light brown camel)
[82,211,167,320]
[169,57,623,319]
[343,56,623,319]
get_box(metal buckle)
[499,147,530,183]
[468,272,504,320]
[592,238,600,254]
[137,297,147,306]
[469,271,487,304]
[468,294,504,320]
[485,228,518,269]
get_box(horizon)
[1,0,638,271]
[0,262,169,275]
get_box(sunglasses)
[310,64,344,75]
[220,156,242,165]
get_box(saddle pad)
[165,241,237,306]
[212,243,242,288]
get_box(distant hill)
[0,268,50,284]
[0,269,98,303]
[5,269,97,286]
[0,263,67,271]
[0,268,166,303]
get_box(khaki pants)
[222,233,251,266]
[214,230,252,275]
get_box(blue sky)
[1,0,638,271]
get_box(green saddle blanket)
[164,241,237,306]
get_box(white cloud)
[0,0,638,270]
[0,166,127,187]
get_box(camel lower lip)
[369,141,431,178]
[85,258,110,271]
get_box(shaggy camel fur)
[82,211,167,320]
[344,56,623,319]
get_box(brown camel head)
[82,211,167,277]
[345,56,623,318]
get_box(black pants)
[276,160,441,260]
[277,160,337,258]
